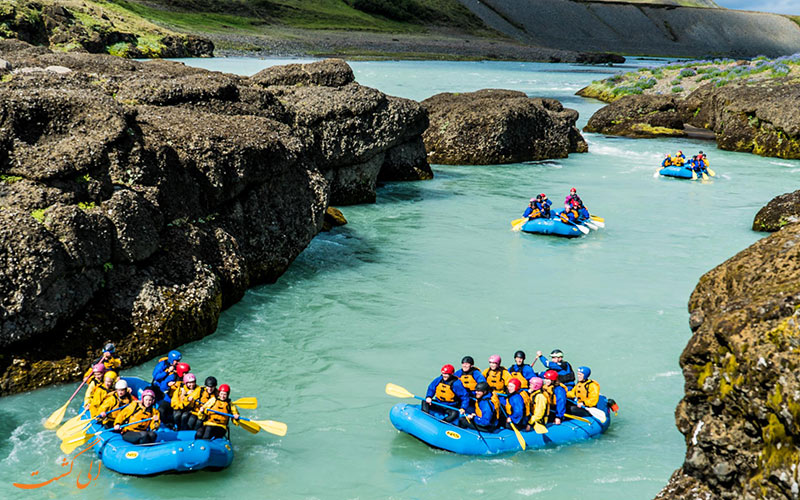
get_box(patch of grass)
[77,201,97,210]
[0,174,23,183]
[31,208,46,222]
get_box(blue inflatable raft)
[659,165,695,179]
[390,397,612,455]
[82,376,234,476]
[520,217,583,237]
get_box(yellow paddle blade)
[56,418,90,440]
[385,383,415,399]
[60,434,90,455]
[691,170,697,180]
[565,413,591,424]
[44,403,69,430]
[511,218,526,232]
[254,419,287,437]
[237,419,261,434]
[590,215,604,223]
[533,423,548,434]
[232,397,257,410]
[707,167,716,177]
[509,422,526,450]
[702,172,709,180]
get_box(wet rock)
[753,190,800,232]
[0,44,430,394]
[251,58,354,87]
[422,89,587,165]
[576,52,626,65]
[655,223,800,499]
[584,95,687,138]
[322,206,347,232]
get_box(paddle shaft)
[65,377,90,407]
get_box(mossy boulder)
[583,94,687,138]
[752,190,800,232]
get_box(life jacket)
[98,391,135,423]
[434,377,458,403]
[83,376,104,405]
[89,384,113,417]
[168,380,184,405]
[560,209,578,223]
[569,379,601,407]
[459,367,481,391]
[504,391,531,421]
[115,402,159,433]
[201,397,238,428]
[663,157,673,167]
[482,367,509,392]
[555,361,575,387]
[542,383,568,407]
[528,389,550,425]
[474,393,500,421]
[175,384,202,411]
[529,208,542,218]
[508,365,530,389]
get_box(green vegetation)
[0,175,23,184]
[31,208,46,222]
[582,53,800,102]
[77,201,97,210]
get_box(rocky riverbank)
[0,40,430,395]
[655,211,800,499]
[582,68,800,159]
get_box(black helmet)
[204,376,217,387]
[514,350,526,360]
[461,356,474,365]
[475,382,490,393]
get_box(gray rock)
[753,190,800,232]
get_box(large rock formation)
[0,40,430,395]
[421,89,587,165]
[655,222,800,500]
[584,79,800,159]
[753,190,800,232]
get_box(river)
[1,57,798,499]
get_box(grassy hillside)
[585,0,719,7]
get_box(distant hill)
[455,0,800,58]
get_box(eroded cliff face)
[584,79,800,159]
[0,40,431,394]
[656,223,800,500]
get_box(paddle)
[60,403,133,442]
[565,413,591,424]
[385,383,492,449]
[584,407,607,423]
[232,397,257,410]
[581,220,598,230]
[205,409,287,437]
[61,417,153,455]
[495,400,526,451]
[45,376,91,430]
[691,169,698,180]
[590,215,604,223]
[707,167,716,177]
[701,171,709,180]
[564,219,590,235]
[510,218,526,232]
[56,408,89,440]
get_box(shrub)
[670,78,682,85]
[679,68,696,77]
[671,85,683,93]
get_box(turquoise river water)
[2,58,799,500]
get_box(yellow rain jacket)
[567,379,601,408]
[114,402,160,432]
[97,391,135,424]
[200,397,239,428]
[482,367,511,392]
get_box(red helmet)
[441,364,455,375]
[543,370,559,381]
[175,362,191,378]
[570,187,577,193]
[539,193,546,198]
[507,378,521,392]
[219,384,231,393]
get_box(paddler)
[97,378,136,427]
[674,150,685,166]
[160,362,190,429]
[508,350,535,389]
[504,378,531,431]
[482,355,511,393]
[114,388,160,444]
[567,366,600,416]
[454,356,486,395]
[151,349,182,397]
[83,362,107,410]
[423,364,470,423]
[535,349,575,389]
[196,384,239,440]
[662,153,673,168]
[83,343,122,380]
[174,372,202,430]
[458,381,498,432]
[542,370,567,425]
[527,377,549,427]
[89,371,117,417]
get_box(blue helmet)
[578,366,591,378]
[168,350,182,363]
[103,343,115,353]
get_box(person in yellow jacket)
[173,373,203,430]
[89,371,117,417]
[567,366,600,416]
[83,362,107,410]
[196,383,239,440]
[114,389,160,444]
[97,378,136,427]
[482,354,511,393]
[527,377,549,427]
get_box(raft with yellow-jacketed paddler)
[387,350,618,455]
[511,188,605,238]
[45,344,286,476]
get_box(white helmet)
[115,379,128,390]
